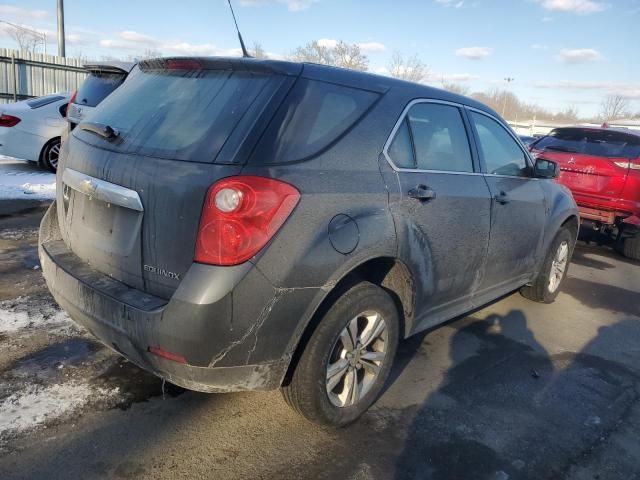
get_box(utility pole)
[502,77,514,118]
[57,0,65,57]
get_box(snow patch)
[0,228,38,240]
[0,383,117,435]
[0,156,56,200]
[0,296,79,336]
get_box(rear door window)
[75,66,285,163]
[75,71,127,107]
[470,111,530,177]
[534,128,640,158]
[252,78,379,163]
[386,102,474,172]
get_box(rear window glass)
[251,78,379,163]
[75,67,283,162]
[75,71,126,107]
[27,94,66,109]
[534,128,640,158]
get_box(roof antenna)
[227,0,252,58]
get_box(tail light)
[195,176,300,266]
[0,114,21,127]
[66,90,77,117]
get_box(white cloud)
[239,0,317,11]
[0,5,48,22]
[316,38,338,49]
[539,0,607,14]
[435,0,465,8]
[100,31,241,57]
[557,48,602,63]
[358,42,386,53]
[535,80,640,99]
[455,46,492,59]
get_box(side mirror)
[534,158,560,179]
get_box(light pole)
[502,77,514,118]
[0,20,47,55]
[57,0,65,57]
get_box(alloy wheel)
[548,240,569,293]
[326,310,388,407]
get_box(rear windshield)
[75,71,127,107]
[534,128,640,158]
[27,94,66,109]
[251,78,379,163]
[74,66,284,162]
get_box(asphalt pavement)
[0,204,638,480]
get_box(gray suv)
[39,57,578,426]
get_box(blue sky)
[2,0,639,117]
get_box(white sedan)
[0,93,70,172]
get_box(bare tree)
[7,24,43,53]
[252,42,267,59]
[600,95,630,121]
[290,40,335,66]
[289,40,369,71]
[440,81,469,96]
[387,51,428,83]
[332,41,368,71]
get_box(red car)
[530,126,640,260]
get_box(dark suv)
[39,57,578,426]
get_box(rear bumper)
[38,205,294,393]
[573,193,640,226]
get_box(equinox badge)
[144,265,180,280]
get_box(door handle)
[408,184,436,201]
[494,191,510,204]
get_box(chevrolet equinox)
[39,57,578,426]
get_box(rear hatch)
[531,128,640,199]
[57,57,300,299]
[67,63,132,125]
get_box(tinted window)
[75,71,126,107]
[470,112,529,177]
[253,79,379,163]
[407,103,473,172]
[27,94,66,109]
[388,119,414,169]
[534,128,640,159]
[76,67,282,162]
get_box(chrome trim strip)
[62,168,143,212]
[382,98,480,175]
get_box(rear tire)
[40,137,61,173]
[281,282,399,427]
[622,235,640,261]
[520,226,575,303]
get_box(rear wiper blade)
[79,121,119,140]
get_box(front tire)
[281,282,399,427]
[40,137,61,173]
[520,226,575,303]
[622,235,640,261]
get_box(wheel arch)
[281,256,415,386]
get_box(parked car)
[66,61,134,129]
[39,57,578,426]
[0,93,70,171]
[530,126,640,260]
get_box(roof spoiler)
[83,61,135,74]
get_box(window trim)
[465,106,536,179]
[383,98,481,175]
